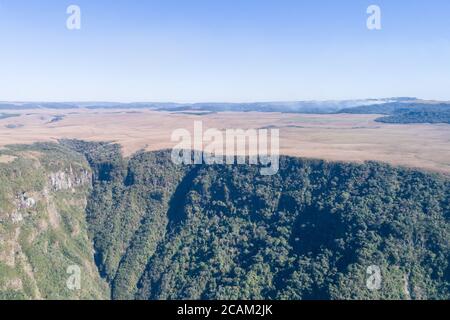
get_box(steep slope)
[72,143,449,300]
[59,141,193,299]
[135,159,450,300]
[0,143,109,299]
[1,141,449,300]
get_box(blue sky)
[0,0,449,102]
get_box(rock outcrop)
[0,144,108,300]
[49,166,91,191]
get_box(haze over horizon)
[0,97,420,104]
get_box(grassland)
[0,108,449,174]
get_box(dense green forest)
[338,102,450,124]
[376,107,450,124]
[1,140,448,299]
[60,140,450,300]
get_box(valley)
[1,104,449,300]
[0,141,449,300]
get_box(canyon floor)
[0,108,449,174]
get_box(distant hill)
[152,98,413,114]
[0,98,416,114]
[377,105,450,124]
[339,102,450,124]
[3,98,449,124]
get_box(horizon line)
[0,97,426,105]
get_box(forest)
[60,140,450,300]
[338,102,450,124]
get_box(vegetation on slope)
[1,140,449,300]
[61,140,191,299]
[0,143,109,299]
[63,141,449,300]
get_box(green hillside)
[0,143,109,299]
[70,142,449,300]
[1,141,449,300]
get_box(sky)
[0,0,449,102]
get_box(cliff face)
[0,144,109,299]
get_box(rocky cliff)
[0,143,109,299]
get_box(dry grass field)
[0,108,449,174]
